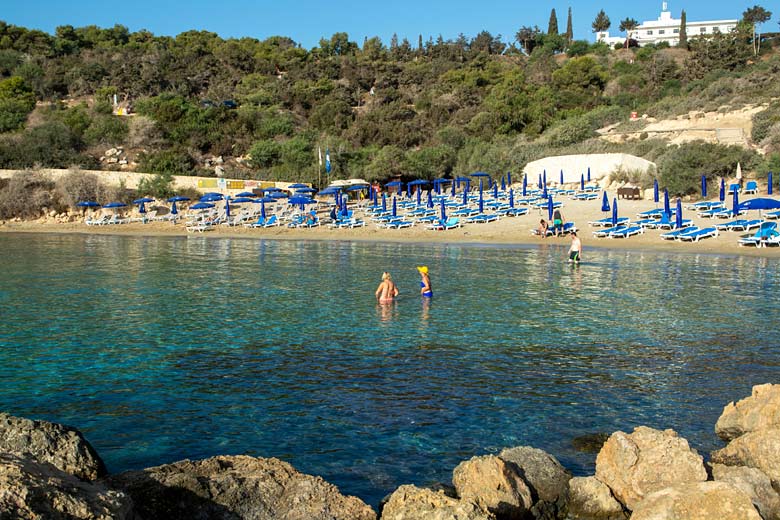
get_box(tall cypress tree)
[679,10,688,49]
[548,8,559,35]
[565,7,574,44]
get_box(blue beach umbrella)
[675,198,683,229]
[543,170,547,188]
[451,179,456,197]
[538,173,543,190]
[507,172,512,186]
[231,197,254,203]
[170,201,178,216]
[509,189,515,208]
[501,176,506,191]
[479,187,484,214]
[462,187,468,206]
[224,198,231,218]
[288,183,308,189]
[382,193,387,212]
[547,196,554,221]
[542,182,548,200]
[103,202,127,208]
[190,202,215,210]
[522,175,527,197]
[663,188,670,218]
[612,198,618,226]
[560,170,564,185]
[416,187,422,206]
[427,189,434,209]
[587,167,591,182]
[296,187,317,194]
[262,187,282,193]
[601,192,610,213]
[440,198,446,220]
[732,188,739,216]
[479,179,484,199]
[76,201,100,208]
[167,196,190,203]
[138,201,147,214]
[720,178,725,202]
[769,172,773,195]
[701,175,707,198]
[738,198,780,211]
[385,181,403,191]
[236,191,256,198]
[133,197,154,204]
[392,196,397,217]
[493,182,498,199]
[580,174,585,191]
[653,179,659,205]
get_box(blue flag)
[325,148,331,174]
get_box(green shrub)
[56,170,115,207]
[752,104,780,144]
[0,171,61,219]
[137,171,175,199]
[83,114,128,145]
[138,148,195,175]
[248,139,282,168]
[544,117,594,146]
[566,40,591,57]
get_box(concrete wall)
[522,153,656,187]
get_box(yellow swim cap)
[417,266,428,274]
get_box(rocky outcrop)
[380,484,495,520]
[106,454,375,520]
[566,476,627,520]
[594,426,707,510]
[0,453,132,519]
[711,463,780,520]
[498,446,570,519]
[630,481,762,520]
[0,412,106,481]
[711,427,780,482]
[452,455,533,520]
[716,383,780,441]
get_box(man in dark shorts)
[553,208,564,236]
[568,232,582,263]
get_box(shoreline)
[2,217,779,258]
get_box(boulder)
[630,481,762,520]
[0,453,132,519]
[594,427,707,510]
[711,428,780,482]
[106,454,375,520]
[499,446,570,519]
[380,484,495,520]
[0,412,106,481]
[711,463,780,520]
[566,476,627,520]
[716,384,780,441]
[452,455,532,520]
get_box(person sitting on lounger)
[375,272,399,303]
[568,232,582,263]
[553,209,564,236]
[305,210,317,226]
[538,219,549,238]
[417,265,432,298]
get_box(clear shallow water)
[1,233,778,506]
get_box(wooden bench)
[618,187,641,200]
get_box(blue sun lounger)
[738,222,779,247]
[661,227,699,240]
[765,210,780,220]
[426,217,461,230]
[465,213,500,224]
[677,226,718,242]
[609,225,644,238]
[715,219,762,232]
[593,225,628,238]
[588,217,630,227]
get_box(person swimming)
[375,272,399,303]
[417,265,432,298]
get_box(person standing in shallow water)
[417,266,432,298]
[375,272,399,303]
[568,232,582,263]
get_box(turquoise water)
[1,233,778,505]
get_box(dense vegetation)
[0,13,779,196]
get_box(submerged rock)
[452,455,532,520]
[0,412,107,481]
[711,428,780,483]
[498,446,571,519]
[0,453,132,519]
[716,383,780,442]
[711,463,780,520]
[106,454,375,520]
[566,476,627,520]
[380,484,495,520]
[630,481,762,520]
[571,433,610,454]
[594,426,707,510]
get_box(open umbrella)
[769,172,773,195]
[720,178,725,202]
[675,198,683,229]
[235,191,256,198]
[296,187,317,194]
[612,198,618,226]
[200,193,223,202]
[231,197,254,203]
[653,179,659,206]
[167,196,190,203]
[190,202,215,210]
[701,175,707,198]
[103,202,127,209]
[738,197,780,211]
[133,197,154,204]
[663,188,670,218]
[288,183,308,189]
[76,201,100,208]
[547,196,554,221]
[601,192,610,213]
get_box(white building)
[635,3,737,47]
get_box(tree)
[742,5,772,56]
[592,10,611,33]
[678,11,688,49]
[565,8,574,44]
[516,25,541,54]
[619,18,639,48]
[548,8,559,35]
[0,76,36,132]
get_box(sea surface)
[1,233,778,506]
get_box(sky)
[2,1,772,49]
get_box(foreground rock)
[380,484,495,520]
[711,427,780,482]
[0,453,132,519]
[452,455,533,519]
[566,476,627,520]
[711,463,780,520]
[594,426,707,510]
[716,383,780,441]
[498,446,570,519]
[107,454,375,520]
[0,412,106,481]
[630,481,762,520]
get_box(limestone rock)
[711,463,780,520]
[0,453,132,519]
[499,446,570,519]
[452,455,532,520]
[630,481,762,520]
[711,428,780,482]
[215,165,225,177]
[716,384,780,441]
[594,426,706,510]
[0,412,106,481]
[566,476,627,520]
[106,454,375,520]
[380,484,495,520]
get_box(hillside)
[0,20,779,196]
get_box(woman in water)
[417,265,432,298]
[375,272,399,303]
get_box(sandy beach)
[3,193,779,258]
